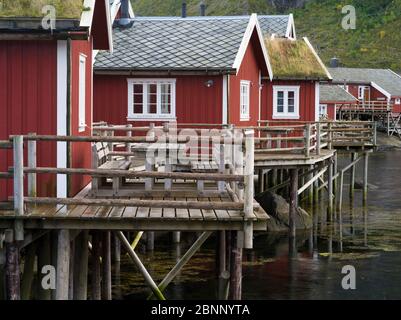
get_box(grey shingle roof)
[95,15,290,71]
[328,67,401,97]
[320,84,358,102]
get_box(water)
[115,150,401,300]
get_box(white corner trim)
[104,0,114,53]
[80,0,95,31]
[371,81,391,100]
[303,37,332,80]
[57,41,68,199]
[232,13,274,81]
[222,75,228,124]
[286,14,296,40]
[315,82,320,122]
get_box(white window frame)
[272,86,300,120]
[358,85,370,100]
[78,54,87,132]
[395,98,401,105]
[319,104,328,117]
[240,80,250,121]
[127,79,176,121]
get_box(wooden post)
[37,233,51,300]
[73,231,89,300]
[145,123,156,191]
[363,152,369,204]
[373,121,377,146]
[0,248,5,301]
[218,143,225,192]
[327,158,334,222]
[56,230,70,300]
[91,232,101,300]
[316,123,321,155]
[50,231,58,300]
[172,232,181,244]
[217,230,229,300]
[308,165,314,205]
[101,231,112,300]
[387,112,390,136]
[27,133,37,198]
[289,169,298,239]
[68,239,74,300]
[350,152,357,199]
[147,232,155,251]
[5,229,20,300]
[328,122,333,150]
[21,241,37,300]
[13,136,24,241]
[229,231,242,300]
[113,235,121,263]
[243,130,254,249]
[305,124,311,157]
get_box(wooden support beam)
[21,241,37,300]
[350,153,358,199]
[5,229,20,300]
[289,169,298,239]
[116,231,166,300]
[297,167,326,195]
[13,136,24,241]
[172,232,181,244]
[101,231,112,300]
[328,159,334,222]
[147,231,212,300]
[56,230,70,300]
[243,130,254,249]
[37,233,51,300]
[73,231,89,300]
[91,231,101,300]
[229,231,242,300]
[363,152,369,204]
[147,232,155,251]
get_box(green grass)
[0,0,84,18]
[130,0,401,71]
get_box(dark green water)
[114,150,401,300]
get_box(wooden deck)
[254,149,335,167]
[0,186,269,231]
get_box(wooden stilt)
[350,153,357,199]
[217,231,229,300]
[101,231,112,300]
[21,241,37,300]
[314,167,320,204]
[68,239,74,300]
[91,231,101,300]
[113,235,121,263]
[289,169,298,239]
[56,230,70,300]
[5,229,20,300]
[73,231,89,300]
[0,250,5,300]
[37,233,51,300]
[327,159,334,222]
[229,231,242,300]
[308,165,314,205]
[147,231,155,251]
[172,232,181,244]
[363,152,369,204]
[50,231,58,300]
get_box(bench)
[91,142,131,196]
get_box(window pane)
[133,84,143,114]
[277,91,284,113]
[147,84,157,114]
[161,84,171,114]
[288,91,295,113]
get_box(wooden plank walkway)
[0,190,268,232]
[254,149,336,167]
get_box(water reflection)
[114,150,401,300]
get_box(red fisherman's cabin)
[93,11,297,127]
[0,0,113,202]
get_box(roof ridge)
[132,15,290,21]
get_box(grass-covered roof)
[0,0,84,19]
[265,37,330,80]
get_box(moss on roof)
[265,38,329,80]
[0,0,84,19]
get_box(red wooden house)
[260,37,332,123]
[0,0,113,202]
[93,12,298,127]
[319,84,358,120]
[327,67,401,114]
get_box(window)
[240,80,250,121]
[395,98,401,105]
[358,86,370,100]
[319,104,328,117]
[273,86,300,119]
[78,54,86,132]
[127,79,176,120]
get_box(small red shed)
[0,0,113,202]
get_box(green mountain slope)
[131,0,401,70]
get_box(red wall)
[70,39,93,197]
[261,80,317,122]
[0,40,57,201]
[229,32,262,127]
[94,74,223,126]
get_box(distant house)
[93,10,298,127]
[0,0,113,202]
[327,67,401,113]
[260,37,331,123]
[319,85,358,120]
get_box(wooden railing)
[336,101,393,113]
